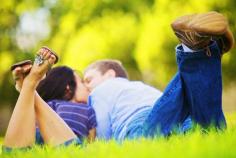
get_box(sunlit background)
[0,0,236,135]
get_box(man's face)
[83,68,106,91]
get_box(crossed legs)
[143,41,226,137]
[143,11,234,137]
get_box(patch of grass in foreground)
[0,113,236,158]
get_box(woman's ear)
[66,85,70,90]
[64,85,73,100]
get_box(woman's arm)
[87,128,96,143]
[34,92,77,145]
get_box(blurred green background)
[0,0,236,135]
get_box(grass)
[0,113,236,158]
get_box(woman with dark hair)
[37,66,97,142]
[3,47,81,151]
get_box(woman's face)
[71,72,90,103]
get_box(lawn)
[1,113,236,158]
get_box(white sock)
[182,44,196,52]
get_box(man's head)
[84,59,128,91]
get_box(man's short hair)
[85,59,128,79]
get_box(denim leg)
[143,41,226,137]
[143,72,190,137]
[177,41,226,129]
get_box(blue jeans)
[142,41,226,137]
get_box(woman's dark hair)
[37,66,77,102]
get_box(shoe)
[10,60,32,71]
[171,11,234,53]
[11,60,32,85]
[41,46,59,64]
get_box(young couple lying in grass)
[2,11,234,152]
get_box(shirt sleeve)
[88,106,97,130]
